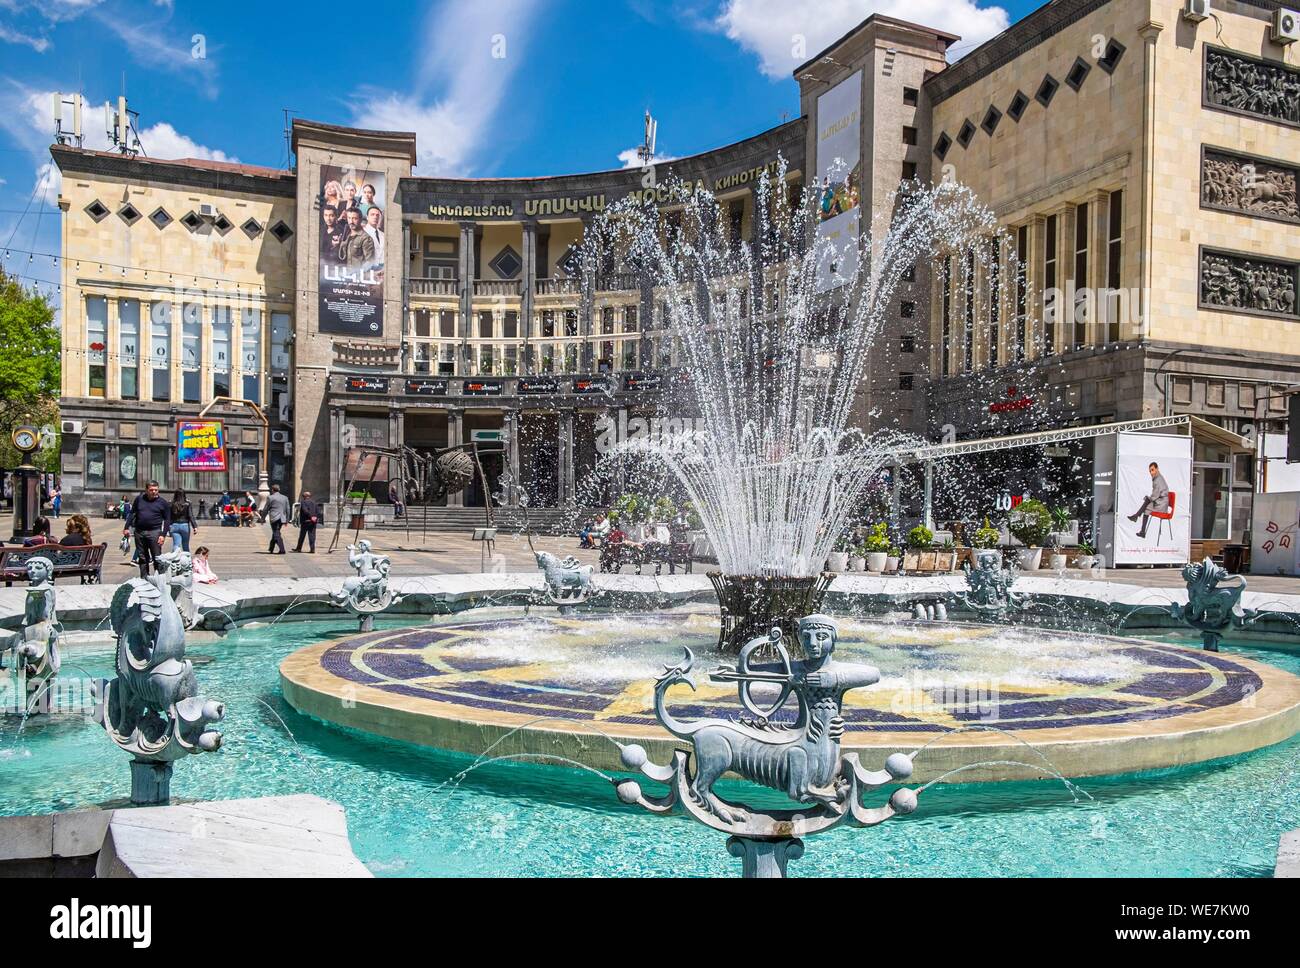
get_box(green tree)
[0,268,61,471]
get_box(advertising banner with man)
[318,165,386,335]
[1114,432,1191,565]
[814,71,862,293]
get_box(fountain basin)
[279,608,1300,783]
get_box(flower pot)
[1074,554,1096,570]
[828,552,849,572]
[918,551,937,571]
[865,552,888,573]
[1015,547,1042,570]
[886,556,900,574]
[1049,553,1068,570]
[849,556,865,572]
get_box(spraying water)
[579,160,1008,579]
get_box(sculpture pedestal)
[359,614,375,633]
[726,836,804,878]
[130,761,174,807]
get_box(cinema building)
[53,0,1299,549]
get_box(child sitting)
[192,546,219,584]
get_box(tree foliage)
[0,268,61,470]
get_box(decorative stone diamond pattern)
[1199,249,1299,319]
[1204,47,1300,128]
[1202,149,1299,224]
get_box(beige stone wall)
[1147,0,1300,351]
[58,169,294,403]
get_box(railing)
[410,277,458,296]
[596,272,639,292]
[535,278,580,296]
[332,340,402,369]
[473,279,521,298]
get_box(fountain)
[534,550,596,609]
[93,573,225,805]
[156,548,197,629]
[614,614,918,877]
[577,163,1002,651]
[1170,556,1258,652]
[960,549,1028,623]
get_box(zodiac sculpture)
[10,557,62,714]
[960,549,1026,622]
[1170,556,1255,652]
[535,550,595,607]
[155,548,197,629]
[94,574,224,805]
[615,614,920,877]
[332,540,403,630]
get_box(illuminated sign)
[573,377,612,395]
[176,420,226,472]
[462,380,503,396]
[518,378,559,394]
[622,372,663,392]
[989,386,1036,414]
[405,378,448,396]
[346,376,389,394]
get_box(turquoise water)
[2,619,1298,877]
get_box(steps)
[366,505,584,535]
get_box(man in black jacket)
[294,490,320,553]
[123,480,171,578]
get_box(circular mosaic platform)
[280,610,1300,782]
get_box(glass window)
[624,306,638,332]
[271,312,291,375]
[241,309,262,404]
[479,310,494,339]
[182,302,202,403]
[987,236,1000,368]
[602,307,615,335]
[150,446,170,490]
[439,310,455,338]
[503,311,518,339]
[86,444,106,489]
[1073,203,1089,349]
[119,298,139,400]
[622,340,638,369]
[1043,215,1058,355]
[119,446,139,488]
[564,310,578,337]
[150,301,172,402]
[1106,190,1123,343]
[212,306,231,398]
[542,311,555,338]
[87,296,107,398]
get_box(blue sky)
[0,0,1039,306]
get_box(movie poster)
[1113,432,1191,565]
[176,420,227,472]
[815,71,862,293]
[318,165,386,335]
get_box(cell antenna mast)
[105,95,143,157]
[52,93,84,147]
[637,110,657,166]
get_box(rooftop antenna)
[282,107,298,171]
[52,93,84,147]
[636,109,657,166]
[104,91,143,157]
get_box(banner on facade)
[318,164,386,336]
[1113,432,1191,565]
[176,420,227,472]
[814,71,862,293]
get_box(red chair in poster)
[1151,491,1176,542]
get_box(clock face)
[13,429,36,451]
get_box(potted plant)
[937,537,958,572]
[862,522,891,573]
[906,524,934,572]
[886,544,901,575]
[828,533,851,573]
[971,517,1002,566]
[1073,541,1097,570]
[1008,499,1052,570]
[1047,506,1072,570]
[849,541,867,572]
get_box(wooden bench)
[0,543,107,586]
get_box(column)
[446,407,464,507]
[521,221,537,376]
[505,410,521,506]
[458,221,475,376]
[170,297,184,402]
[1138,21,1164,339]
[401,221,412,375]
[579,218,595,371]
[1026,215,1046,362]
[106,296,121,400]
[1087,190,1108,348]
[559,409,575,505]
[328,406,343,506]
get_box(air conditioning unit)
[199,203,217,219]
[1273,8,1300,43]
[1183,0,1211,22]
[270,429,290,444]
[61,419,83,435]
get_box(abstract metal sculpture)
[960,549,1026,622]
[535,550,595,608]
[614,614,920,877]
[10,557,62,714]
[94,574,224,805]
[332,540,404,631]
[1170,556,1256,652]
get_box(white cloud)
[713,0,1010,79]
[617,147,681,169]
[0,22,51,51]
[89,11,218,98]
[350,0,542,175]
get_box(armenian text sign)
[176,420,227,472]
